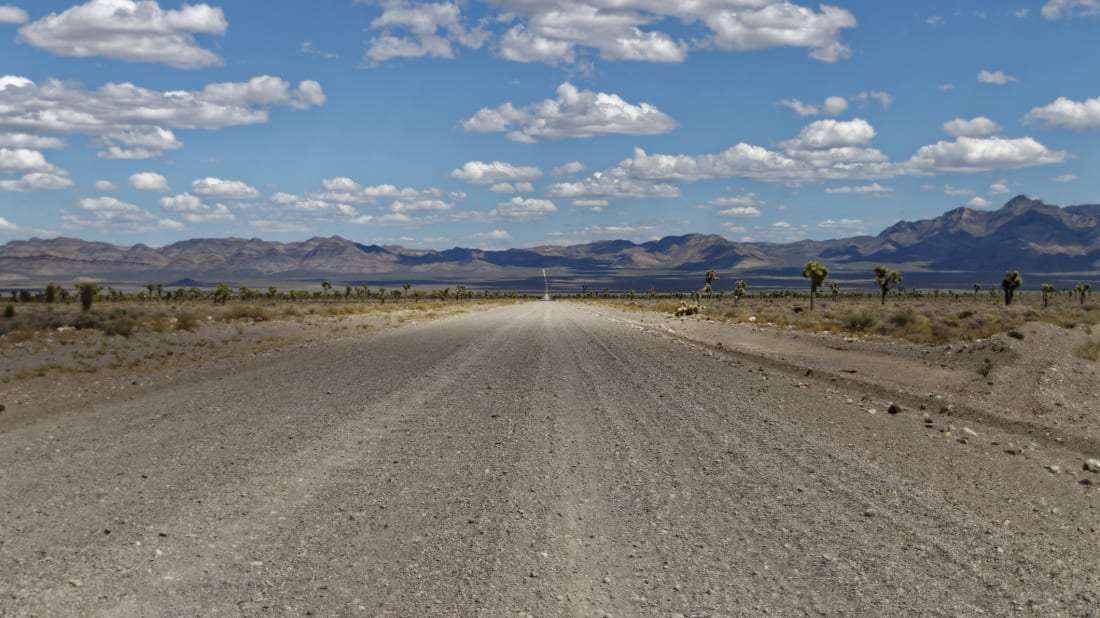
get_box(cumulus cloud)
[0,216,16,230]
[491,196,557,221]
[988,181,1011,195]
[903,136,1067,174]
[463,82,675,142]
[192,177,260,199]
[449,160,543,184]
[366,1,855,67]
[259,176,466,227]
[942,116,1002,138]
[552,161,585,176]
[489,182,534,194]
[1024,96,1100,129]
[0,172,75,192]
[778,95,848,117]
[966,196,993,208]
[824,183,893,194]
[474,229,512,241]
[160,193,236,223]
[365,0,489,63]
[818,218,865,231]
[0,133,65,149]
[978,69,1017,85]
[701,194,760,208]
[129,171,169,192]
[943,184,975,196]
[718,206,761,217]
[1052,174,1078,182]
[0,5,28,24]
[550,119,1067,199]
[1042,0,1100,19]
[0,147,62,174]
[850,90,894,109]
[63,195,179,232]
[94,180,117,191]
[18,0,227,69]
[0,75,324,159]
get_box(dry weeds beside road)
[2,301,1099,616]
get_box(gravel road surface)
[2,302,1099,616]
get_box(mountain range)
[2,195,1099,291]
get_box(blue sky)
[1,0,1099,250]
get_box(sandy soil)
[1,301,1099,616]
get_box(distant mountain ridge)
[2,195,1099,286]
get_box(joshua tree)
[829,281,841,301]
[320,280,332,300]
[802,261,829,310]
[874,266,903,306]
[213,282,232,305]
[77,282,99,312]
[1041,283,1056,308]
[973,283,981,299]
[1001,271,1023,306]
[267,285,278,300]
[44,282,59,304]
[647,287,657,299]
[703,269,719,296]
[1076,282,1091,305]
[402,283,412,298]
[733,280,747,304]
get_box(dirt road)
[2,302,1098,616]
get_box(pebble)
[1046,465,1062,474]
[887,403,901,415]
[962,427,979,438]
[1084,459,1100,473]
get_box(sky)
[1,0,1099,250]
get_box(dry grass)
[596,293,1100,345]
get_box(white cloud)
[0,147,62,174]
[365,0,488,63]
[942,116,1002,138]
[63,195,181,232]
[818,218,865,231]
[0,172,74,192]
[489,181,535,194]
[718,206,761,217]
[850,90,894,109]
[1016,9,1030,18]
[822,96,849,116]
[366,1,855,68]
[128,171,169,192]
[552,161,585,176]
[17,0,228,69]
[0,133,65,149]
[572,198,608,210]
[0,216,16,230]
[192,177,260,199]
[551,120,1067,200]
[0,75,325,159]
[94,180,117,191]
[491,196,557,221]
[474,229,512,241]
[926,15,944,26]
[450,160,543,184]
[1024,96,1100,129]
[780,118,876,150]
[938,83,956,92]
[779,95,847,117]
[988,181,1011,195]
[824,183,893,194]
[1052,174,1078,182]
[977,69,1017,85]
[0,5,28,24]
[904,136,1067,174]
[160,193,236,223]
[966,196,993,208]
[701,194,760,208]
[1042,0,1100,19]
[778,99,819,116]
[943,184,975,196]
[301,41,338,59]
[463,82,675,142]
